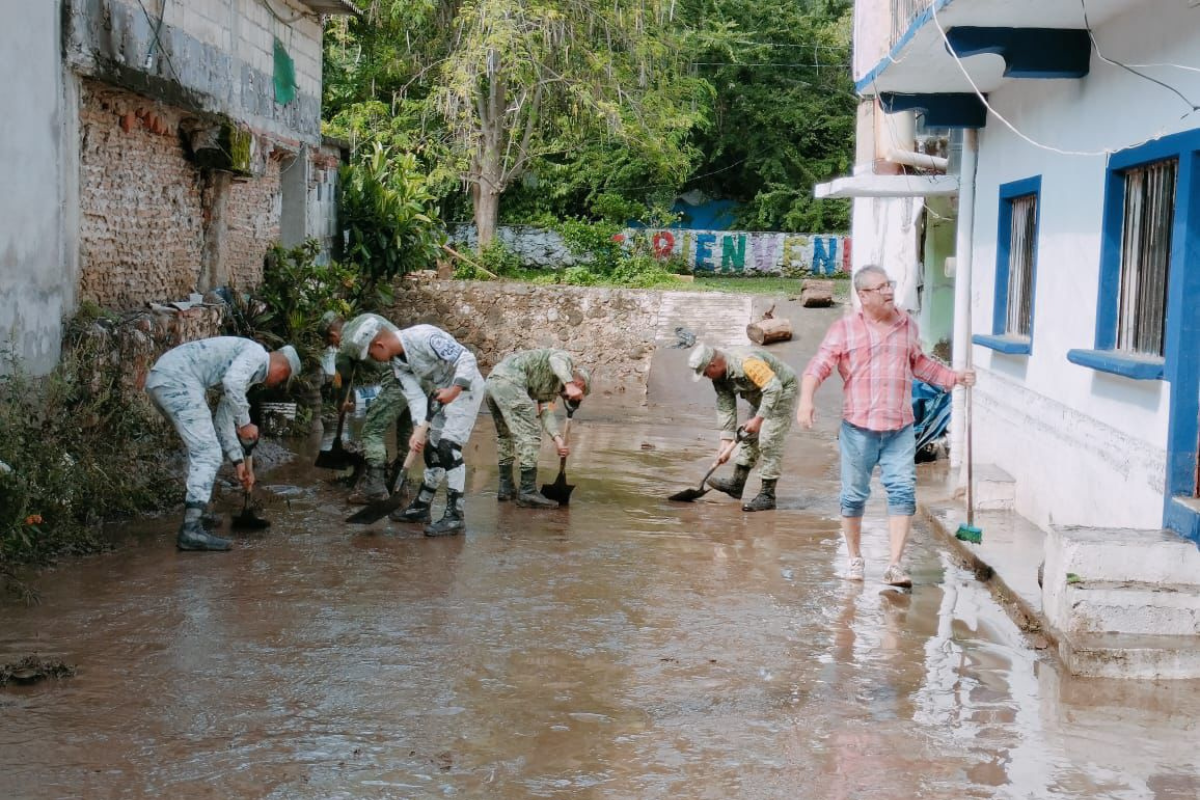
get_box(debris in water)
[1,656,76,687]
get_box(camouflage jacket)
[712,347,797,439]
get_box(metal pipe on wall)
[950,128,978,470]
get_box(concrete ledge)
[1061,633,1200,680]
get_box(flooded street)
[2,402,1199,799]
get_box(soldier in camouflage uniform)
[687,343,798,511]
[484,349,590,508]
[145,337,300,551]
[323,313,414,504]
[350,319,485,536]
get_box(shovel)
[668,429,744,503]
[346,397,441,525]
[540,402,578,506]
[231,452,271,530]
[315,370,359,471]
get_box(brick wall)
[78,79,284,310]
[78,81,205,309]
[224,157,282,290]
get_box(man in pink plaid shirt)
[797,265,975,587]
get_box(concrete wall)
[451,224,851,275]
[0,0,78,374]
[967,1,1200,530]
[65,0,324,145]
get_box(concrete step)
[1063,580,1200,637]
[1047,525,1200,586]
[1060,632,1200,680]
[973,463,1015,512]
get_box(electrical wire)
[258,0,310,26]
[1079,0,1199,115]
[928,2,1177,157]
[135,0,179,80]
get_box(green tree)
[325,1,708,244]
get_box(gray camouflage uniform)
[144,337,269,505]
[712,347,798,480]
[485,349,574,470]
[336,314,414,469]
[391,324,484,495]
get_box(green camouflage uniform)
[711,347,798,481]
[485,349,575,470]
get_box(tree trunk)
[473,184,500,247]
[746,317,793,346]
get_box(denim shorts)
[839,421,916,517]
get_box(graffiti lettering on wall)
[616,229,850,275]
[448,224,850,274]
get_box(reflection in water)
[1,411,1198,799]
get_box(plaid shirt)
[804,311,956,431]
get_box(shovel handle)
[333,369,355,439]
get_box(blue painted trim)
[1163,149,1200,514]
[879,92,987,129]
[992,176,1041,347]
[945,28,1091,79]
[854,0,953,94]
[973,334,1031,355]
[1163,498,1200,546]
[1066,349,1165,380]
[1089,126,1200,537]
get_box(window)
[1004,193,1038,336]
[975,176,1040,356]
[1116,158,1177,357]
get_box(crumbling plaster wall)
[1,0,79,375]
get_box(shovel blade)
[231,510,271,530]
[540,476,575,506]
[668,486,709,502]
[345,475,412,524]
[315,442,361,471]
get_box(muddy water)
[3,408,1200,799]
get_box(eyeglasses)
[860,280,896,294]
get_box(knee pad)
[437,438,464,471]
[423,443,442,469]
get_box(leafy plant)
[338,142,446,303]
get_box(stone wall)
[387,280,662,402]
[224,157,283,290]
[450,224,851,275]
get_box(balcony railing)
[891,0,932,46]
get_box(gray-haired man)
[145,337,299,551]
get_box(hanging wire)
[135,0,180,80]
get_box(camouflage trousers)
[146,382,226,506]
[360,372,413,470]
[484,376,544,470]
[734,386,798,481]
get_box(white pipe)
[950,129,978,471]
[887,148,950,171]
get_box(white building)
[2,0,357,374]
[840,0,1200,677]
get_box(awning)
[299,0,361,15]
[814,174,958,199]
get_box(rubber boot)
[515,467,557,509]
[497,461,516,502]
[177,502,232,552]
[708,464,751,500]
[424,490,465,537]
[348,465,388,505]
[742,479,777,512]
[390,483,435,523]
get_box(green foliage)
[541,219,685,288]
[0,336,177,588]
[226,239,359,373]
[338,142,446,301]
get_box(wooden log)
[800,279,835,308]
[746,316,793,345]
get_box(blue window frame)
[975,176,1040,356]
[1062,127,1200,542]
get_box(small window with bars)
[1116,158,1177,357]
[1003,193,1038,337]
